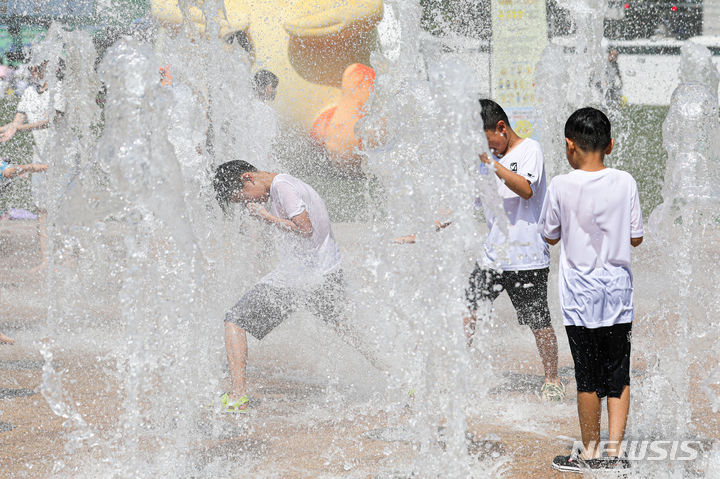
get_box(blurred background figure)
[605,48,624,107]
[248,69,279,170]
[0,58,65,273]
[0,64,15,97]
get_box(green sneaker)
[541,382,566,402]
[220,392,249,413]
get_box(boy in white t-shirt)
[542,108,643,473]
[467,99,564,401]
[0,60,64,272]
[1,60,65,204]
[212,160,377,412]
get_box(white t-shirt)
[480,138,550,271]
[540,168,644,328]
[17,82,65,161]
[260,174,342,288]
[17,82,65,208]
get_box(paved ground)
[0,220,718,478]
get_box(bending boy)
[543,108,643,473]
[213,160,377,412]
[466,99,564,401]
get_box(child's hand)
[1,124,17,142]
[479,152,492,164]
[434,220,451,231]
[247,203,269,219]
[393,234,416,244]
[34,164,49,173]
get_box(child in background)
[0,59,65,273]
[542,107,643,473]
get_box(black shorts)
[224,270,345,340]
[465,264,551,330]
[565,323,632,398]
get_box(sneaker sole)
[550,462,582,474]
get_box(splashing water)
[12,1,719,478]
[631,81,720,477]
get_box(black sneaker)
[589,457,631,475]
[552,455,631,475]
[551,454,587,473]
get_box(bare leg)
[463,310,477,346]
[225,321,248,407]
[532,326,560,384]
[28,209,48,274]
[606,385,630,457]
[577,391,602,459]
[465,299,493,347]
[0,331,14,344]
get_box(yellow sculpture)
[152,0,383,168]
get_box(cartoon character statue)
[152,0,382,169]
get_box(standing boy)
[466,99,564,402]
[213,160,377,412]
[542,108,643,472]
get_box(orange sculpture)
[152,0,381,168]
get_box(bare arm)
[249,204,313,238]
[631,236,643,247]
[481,152,533,200]
[0,113,26,142]
[7,110,64,138]
[393,219,453,244]
[17,117,50,131]
[3,163,49,178]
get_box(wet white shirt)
[480,138,550,271]
[540,168,644,328]
[17,82,65,208]
[17,81,65,161]
[261,174,342,288]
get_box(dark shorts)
[565,323,632,398]
[224,270,345,340]
[465,264,552,330]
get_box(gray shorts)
[224,270,345,340]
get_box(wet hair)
[479,99,509,131]
[252,69,278,98]
[213,160,257,212]
[565,107,611,152]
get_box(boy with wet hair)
[213,160,379,412]
[543,107,643,473]
[466,99,565,402]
